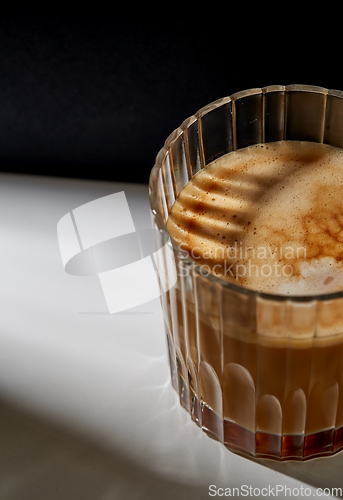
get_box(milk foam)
[167,141,343,295]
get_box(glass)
[148,85,343,461]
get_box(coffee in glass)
[149,85,343,460]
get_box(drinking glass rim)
[149,84,343,303]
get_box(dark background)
[0,4,340,184]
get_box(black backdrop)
[0,4,341,184]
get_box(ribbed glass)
[149,85,343,461]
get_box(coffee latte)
[162,139,343,459]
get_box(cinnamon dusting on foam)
[167,141,343,295]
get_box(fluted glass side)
[149,85,343,461]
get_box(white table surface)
[0,172,342,500]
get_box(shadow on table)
[250,445,343,495]
[0,396,204,500]
[1,393,343,500]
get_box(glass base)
[203,402,343,461]
[166,331,343,461]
